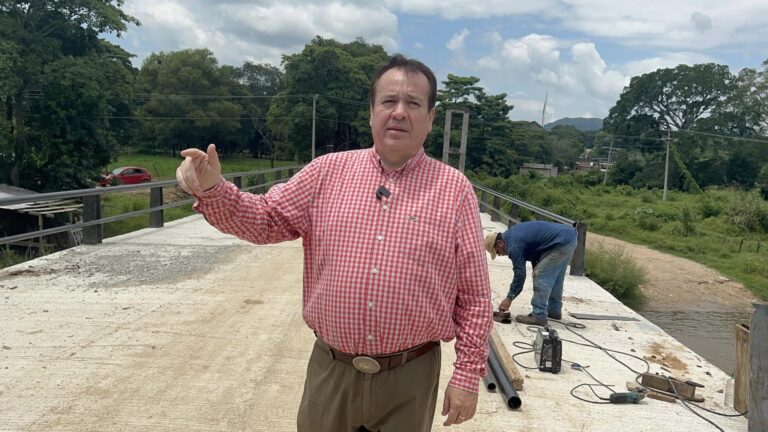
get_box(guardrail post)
[256,173,265,194]
[233,176,242,189]
[150,186,163,228]
[275,170,282,183]
[288,168,295,177]
[750,303,768,432]
[570,221,587,276]
[82,195,102,245]
[510,204,519,221]
[491,196,501,222]
[479,190,488,210]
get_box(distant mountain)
[544,117,603,131]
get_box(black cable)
[665,376,725,432]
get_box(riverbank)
[587,232,758,312]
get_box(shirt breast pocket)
[397,214,450,269]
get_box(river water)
[640,309,752,375]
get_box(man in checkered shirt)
[176,54,493,432]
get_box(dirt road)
[587,232,758,312]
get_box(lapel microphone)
[375,185,391,200]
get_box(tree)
[236,62,284,157]
[133,49,247,157]
[604,63,734,133]
[0,0,139,191]
[428,74,519,176]
[268,37,388,161]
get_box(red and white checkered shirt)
[193,148,492,392]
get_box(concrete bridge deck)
[0,214,747,431]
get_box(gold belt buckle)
[352,356,381,374]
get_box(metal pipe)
[488,344,522,409]
[483,372,497,392]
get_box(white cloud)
[447,29,470,51]
[470,33,631,122]
[123,0,399,66]
[384,0,557,20]
[622,52,718,77]
[386,0,768,51]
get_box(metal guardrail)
[2,169,586,277]
[472,182,587,276]
[0,165,302,248]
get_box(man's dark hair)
[369,54,437,111]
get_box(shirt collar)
[368,147,426,178]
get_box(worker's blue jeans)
[530,241,577,320]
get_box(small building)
[519,163,558,177]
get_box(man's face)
[494,240,505,257]
[370,68,435,168]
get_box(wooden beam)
[489,327,524,390]
[734,322,749,413]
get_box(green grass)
[109,153,295,181]
[585,244,646,307]
[101,153,295,238]
[474,172,768,302]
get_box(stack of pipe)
[486,342,522,409]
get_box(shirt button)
[367,334,374,341]
[368,302,374,308]
[371,267,378,274]
[376,234,383,241]
[382,204,389,210]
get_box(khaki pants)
[297,338,441,432]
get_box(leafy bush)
[633,207,662,231]
[639,191,657,203]
[585,244,646,307]
[698,193,723,218]
[727,191,768,232]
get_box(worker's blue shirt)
[503,221,577,299]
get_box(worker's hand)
[176,143,222,196]
[498,297,512,312]
[441,385,478,426]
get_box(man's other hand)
[498,297,512,312]
[176,143,222,196]
[441,386,478,426]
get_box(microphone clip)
[375,185,391,200]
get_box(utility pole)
[663,129,671,201]
[603,138,614,185]
[311,94,317,159]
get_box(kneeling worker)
[485,221,577,326]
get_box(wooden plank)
[640,373,697,400]
[734,323,749,413]
[489,326,524,391]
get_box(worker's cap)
[484,232,499,260]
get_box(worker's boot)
[515,313,547,326]
[547,311,562,320]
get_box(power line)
[93,115,301,121]
[675,129,768,144]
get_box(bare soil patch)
[587,233,758,312]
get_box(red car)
[99,166,152,186]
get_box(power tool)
[534,325,562,373]
[609,391,645,404]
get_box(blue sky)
[111,0,768,123]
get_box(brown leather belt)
[326,340,439,374]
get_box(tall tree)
[268,37,388,161]
[604,63,734,133]
[235,62,284,158]
[0,0,139,191]
[428,74,519,176]
[133,49,246,157]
